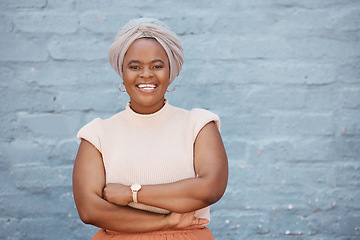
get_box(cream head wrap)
[108,18,183,83]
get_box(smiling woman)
[72,18,228,240]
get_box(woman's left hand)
[103,183,132,206]
[166,212,209,229]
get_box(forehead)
[124,38,169,62]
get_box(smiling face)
[122,38,171,114]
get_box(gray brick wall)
[1,0,359,239]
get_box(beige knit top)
[77,100,220,224]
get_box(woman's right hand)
[166,212,209,229]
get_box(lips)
[137,83,157,90]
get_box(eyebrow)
[127,59,166,65]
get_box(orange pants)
[92,227,215,240]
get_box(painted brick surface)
[0,0,359,239]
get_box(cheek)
[161,68,171,81]
[122,71,136,83]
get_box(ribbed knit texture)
[77,101,220,222]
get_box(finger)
[191,218,209,226]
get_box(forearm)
[137,176,224,213]
[78,194,169,233]
[105,164,228,213]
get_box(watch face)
[131,183,141,191]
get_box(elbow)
[77,207,94,225]
[202,180,227,205]
[204,188,225,205]
[79,213,91,225]
[76,202,100,225]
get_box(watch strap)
[132,191,138,203]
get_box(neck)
[129,99,166,114]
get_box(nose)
[140,67,153,78]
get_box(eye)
[153,65,164,69]
[129,65,140,70]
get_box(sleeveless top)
[77,100,220,224]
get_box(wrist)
[130,183,142,203]
[127,187,133,204]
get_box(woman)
[72,18,228,239]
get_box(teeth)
[138,84,156,89]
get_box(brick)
[208,11,276,36]
[222,138,247,161]
[72,223,98,240]
[1,89,61,113]
[162,15,211,36]
[15,12,79,33]
[0,0,47,9]
[271,7,360,41]
[0,14,13,32]
[272,9,334,33]
[80,13,210,36]
[79,12,133,34]
[330,138,360,159]
[48,35,110,61]
[16,218,92,240]
[1,139,50,167]
[0,64,15,86]
[305,212,360,237]
[331,187,360,210]
[1,188,70,218]
[81,112,110,126]
[329,162,360,186]
[45,0,76,10]
[232,61,336,85]
[0,218,20,240]
[209,0,357,11]
[13,61,117,88]
[167,84,246,121]
[11,166,73,190]
[178,59,337,86]
[175,59,239,86]
[246,140,297,163]
[336,215,360,237]
[245,87,306,110]
[333,7,360,32]
[290,38,360,59]
[221,114,274,139]
[183,35,294,60]
[273,113,334,136]
[0,113,18,142]
[305,86,340,111]
[291,138,337,162]
[210,209,268,239]
[339,110,360,136]
[341,88,360,109]
[17,112,82,137]
[56,89,127,112]
[269,0,356,10]
[269,210,315,236]
[0,33,49,62]
[335,60,360,84]
[50,139,79,166]
[74,0,115,10]
[75,0,193,13]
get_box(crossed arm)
[72,121,228,233]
